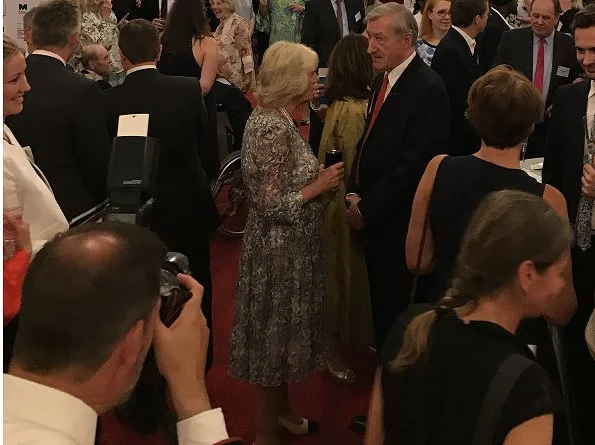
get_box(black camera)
[105,135,191,326]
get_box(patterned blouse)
[214,14,255,93]
[78,10,123,74]
[416,39,438,67]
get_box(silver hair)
[365,2,419,44]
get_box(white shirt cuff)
[345,193,359,198]
[176,408,229,445]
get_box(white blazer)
[3,124,69,255]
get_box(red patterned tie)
[355,73,389,185]
[533,38,545,94]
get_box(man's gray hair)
[365,2,419,44]
[32,0,81,48]
[23,6,39,29]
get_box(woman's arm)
[235,19,255,91]
[405,155,446,273]
[503,414,554,445]
[364,367,384,445]
[193,36,219,95]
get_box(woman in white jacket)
[3,35,68,255]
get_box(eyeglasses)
[432,9,451,18]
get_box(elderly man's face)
[91,46,112,78]
[530,0,558,38]
[366,16,412,73]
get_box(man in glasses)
[493,0,579,158]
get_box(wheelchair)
[211,103,248,237]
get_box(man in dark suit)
[543,7,595,444]
[302,0,366,155]
[6,0,111,224]
[302,0,366,68]
[431,0,488,156]
[493,0,580,158]
[476,0,516,73]
[346,3,451,351]
[104,19,220,436]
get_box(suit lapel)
[345,0,356,32]
[521,28,534,81]
[322,0,341,39]
[364,56,421,143]
[547,31,562,103]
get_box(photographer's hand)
[153,274,211,420]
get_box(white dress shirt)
[331,0,349,38]
[4,374,230,445]
[587,81,595,230]
[452,26,477,54]
[3,124,69,255]
[126,64,158,75]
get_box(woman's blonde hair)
[390,190,571,373]
[3,35,22,64]
[419,0,451,40]
[255,41,318,109]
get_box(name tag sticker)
[355,11,362,21]
[556,66,570,77]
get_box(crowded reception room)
[3,0,595,444]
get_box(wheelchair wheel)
[211,150,248,237]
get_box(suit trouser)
[364,242,413,351]
[562,241,595,445]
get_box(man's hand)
[136,0,142,7]
[153,274,211,419]
[345,195,365,230]
[289,3,304,12]
[582,162,595,198]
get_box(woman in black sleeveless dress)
[403,66,576,400]
[157,0,221,182]
[406,66,572,304]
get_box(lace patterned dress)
[228,107,328,386]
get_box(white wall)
[4,0,45,48]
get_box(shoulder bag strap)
[409,193,432,304]
[472,354,534,445]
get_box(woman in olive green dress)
[316,34,375,383]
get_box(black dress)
[157,41,220,181]
[381,306,568,445]
[427,155,545,301]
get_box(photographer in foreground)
[3,222,236,445]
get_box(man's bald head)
[13,222,166,375]
[81,44,112,77]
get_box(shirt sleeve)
[176,408,230,445]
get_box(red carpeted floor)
[99,233,376,445]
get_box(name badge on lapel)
[355,11,362,22]
[556,66,570,78]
